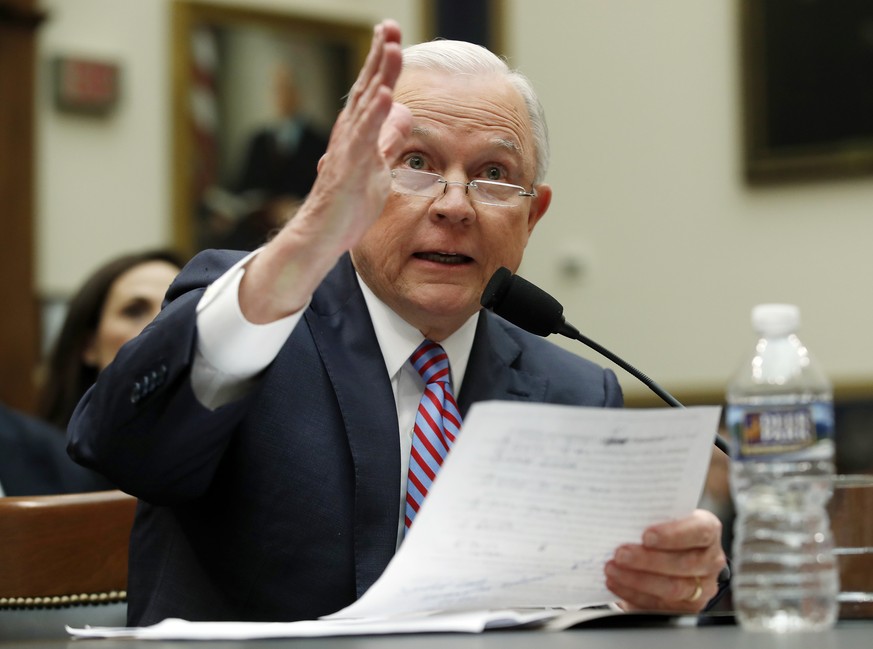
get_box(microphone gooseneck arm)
[557,320,683,409]
[481,267,729,456]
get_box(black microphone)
[481,267,730,455]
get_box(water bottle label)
[726,403,834,460]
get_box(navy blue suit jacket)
[0,403,111,496]
[68,251,622,625]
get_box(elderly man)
[69,20,726,625]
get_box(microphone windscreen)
[480,267,513,310]
[481,268,564,337]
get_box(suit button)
[130,381,142,404]
[150,369,160,388]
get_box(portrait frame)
[420,0,506,57]
[740,0,873,184]
[171,1,372,255]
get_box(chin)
[423,293,479,323]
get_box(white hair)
[402,39,550,184]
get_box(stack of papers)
[69,402,721,640]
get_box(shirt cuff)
[191,250,308,407]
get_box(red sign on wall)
[52,56,120,114]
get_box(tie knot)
[411,340,450,385]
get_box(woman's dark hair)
[36,249,186,430]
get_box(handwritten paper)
[68,402,721,639]
[330,402,721,618]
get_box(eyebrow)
[495,138,521,154]
[410,127,522,155]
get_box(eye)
[120,299,153,321]
[402,154,427,171]
[480,166,506,182]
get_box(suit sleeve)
[67,250,255,504]
[603,367,623,408]
[190,251,301,409]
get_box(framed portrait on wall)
[741,0,873,184]
[420,0,506,57]
[172,2,372,254]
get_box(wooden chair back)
[0,490,136,607]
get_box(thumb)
[379,102,413,163]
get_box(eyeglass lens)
[391,169,528,206]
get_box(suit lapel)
[305,256,400,598]
[458,311,549,416]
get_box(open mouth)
[413,252,473,265]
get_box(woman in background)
[37,249,185,431]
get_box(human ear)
[526,183,552,234]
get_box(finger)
[351,46,403,135]
[642,509,722,551]
[346,22,387,109]
[320,23,403,170]
[613,540,726,579]
[605,561,719,613]
[340,39,403,148]
[378,102,413,162]
[378,27,404,88]
[347,20,402,112]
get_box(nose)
[430,179,476,224]
[441,180,470,195]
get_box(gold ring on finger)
[685,576,703,602]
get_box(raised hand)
[239,20,411,324]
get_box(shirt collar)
[355,273,478,393]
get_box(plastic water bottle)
[726,304,838,632]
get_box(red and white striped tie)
[404,340,462,530]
